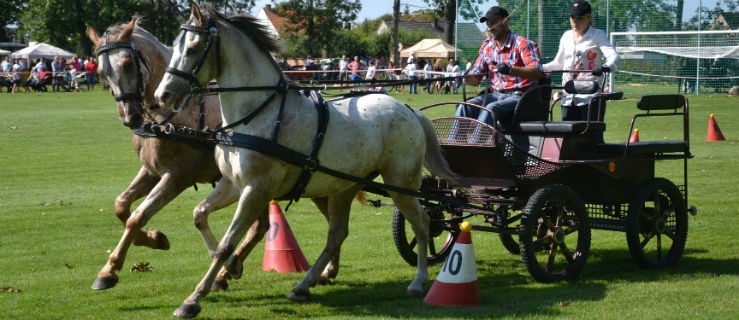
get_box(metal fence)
[456,0,739,95]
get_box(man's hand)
[591,66,611,76]
[496,63,512,75]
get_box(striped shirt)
[470,30,542,92]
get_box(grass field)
[0,88,737,319]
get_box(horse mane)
[200,3,283,55]
[101,19,169,53]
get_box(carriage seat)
[496,80,551,132]
[597,94,690,157]
[597,141,688,156]
[517,120,606,135]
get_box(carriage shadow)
[580,247,738,282]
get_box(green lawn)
[0,88,737,319]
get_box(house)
[376,19,485,48]
[711,12,739,30]
[256,5,287,40]
[376,19,445,36]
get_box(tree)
[0,0,24,42]
[276,0,361,57]
[14,1,253,57]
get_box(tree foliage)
[276,0,361,57]
[14,0,254,57]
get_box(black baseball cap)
[569,1,592,17]
[479,6,509,23]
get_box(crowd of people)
[1,55,100,93]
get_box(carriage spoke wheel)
[519,184,590,283]
[392,206,459,266]
[626,178,688,268]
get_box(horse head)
[155,3,221,112]
[88,17,151,128]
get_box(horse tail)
[414,110,465,187]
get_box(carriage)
[386,79,695,282]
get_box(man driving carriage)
[455,6,545,126]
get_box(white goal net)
[610,30,739,95]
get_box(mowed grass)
[0,88,737,319]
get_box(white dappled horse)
[155,3,461,318]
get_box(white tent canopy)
[11,42,75,61]
[0,48,11,56]
[400,38,458,59]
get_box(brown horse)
[87,18,270,291]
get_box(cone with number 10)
[423,221,481,307]
[262,200,310,273]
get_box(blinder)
[97,33,149,103]
[165,19,221,102]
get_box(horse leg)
[92,172,190,290]
[289,187,357,301]
[388,193,429,296]
[114,166,169,249]
[212,211,269,291]
[193,178,240,256]
[312,196,341,283]
[174,186,271,319]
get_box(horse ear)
[119,17,137,41]
[191,1,204,25]
[87,25,102,47]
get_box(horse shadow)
[117,247,735,318]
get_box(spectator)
[404,59,418,94]
[84,56,98,91]
[447,58,460,94]
[338,55,348,82]
[347,56,363,82]
[51,56,63,92]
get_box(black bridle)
[96,33,149,103]
[165,20,222,102]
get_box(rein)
[165,19,481,209]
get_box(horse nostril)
[159,91,171,104]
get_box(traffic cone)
[262,200,310,273]
[629,128,640,142]
[423,222,481,307]
[707,114,725,141]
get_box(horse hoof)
[173,302,201,319]
[405,288,424,297]
[151,230,170,250]
[225,258,243,280]
[288,288,311,302]
[91,274,119,290]
[211,278,229,291]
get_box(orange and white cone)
[262,200,310,273]
[423,221,481,307]
[629,128,640,142]
[707,114,725,141]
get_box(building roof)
[711,12,739,30]
[377,19,445,36]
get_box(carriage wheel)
[499,234,520,255]
[519,184,590,283]
[392,206,459,266]
[626,178,688,268]
[497,207,521,254]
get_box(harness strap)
[281,91,329,208]
[213,131,480,211]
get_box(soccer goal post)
[610,30,739,95]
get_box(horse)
[154,3,462,318]
[87,17,270,292]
